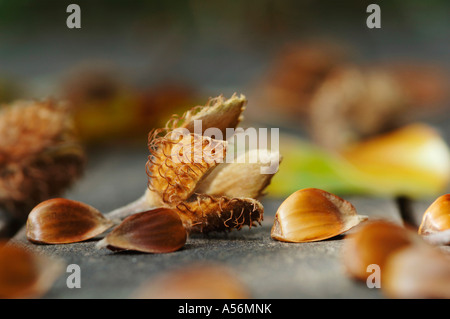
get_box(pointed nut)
[26,198,114,244]
[418,194,450,236]
[342,220,422,281]
[97,208,187,253]
[271,188,367,243]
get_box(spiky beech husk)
[143,94,245,206]
[106,94,276,235]
[176,194,264,233]
[0,99,85,220]
[146,129,227,204]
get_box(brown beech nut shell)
[383,245,450,298]
[342,220,421,281]
[418,194,450,235]
[97,208,187,253]
[26,198,113,244]
[271,188,367,243]
[133,263,250,299]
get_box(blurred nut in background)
[61,63,198,145]
[0,99,85,221]
[382,245,450,299]
[0,241,63,298]
[255,42,449,152]
[342,220,420,281]
[133,263,250,299]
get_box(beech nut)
[26,198,114,244]
[97,208,187,253]
[418,194,450,235]
[271,188,367,243]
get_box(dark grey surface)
[1,1,449,299]
[10,145,402,299]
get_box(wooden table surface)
[6,143,445,299]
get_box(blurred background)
[0,0,449,233]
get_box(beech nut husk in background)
[133,263,250,299]
[0,241,64,298]
[271,188,368,243]
[97,208,187,253]
[418,194,450,236]
[26,198,114,244]
[383,245,450,299]
[342,220,422,281]
[0,99,85,220]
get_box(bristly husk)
[144,94,245,205]
[175,194,264,233]
[106,94,274,235]
[0,99,85,220]
[146,130,227,204]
